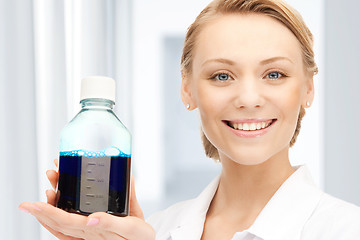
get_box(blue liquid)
[57,149,131,216]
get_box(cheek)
[280,88,301,113]
[194,83,232,145]
[276,83,303,134]
[195,83,230,120]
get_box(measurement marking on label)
[80,156,111,212]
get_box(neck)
[209,147,294,221]
[81,98,114,110]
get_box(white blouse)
[147,165,360,240]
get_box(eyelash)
[265,71,288,80]
[209,70,288,82]
[209,72,233,81]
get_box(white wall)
[132,0,213,216]
[0,0,40,239]
[286,0,325,188]
[324,0,360,205]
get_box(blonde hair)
[181,0,318,160]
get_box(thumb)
[129,175,144,220]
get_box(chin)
[232,158,268,166]
[220,150,271,166]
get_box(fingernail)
[87,218,100,226]
[18,207,30,213]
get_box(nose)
[233,78,264,109]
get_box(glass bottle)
[56,76,131,216]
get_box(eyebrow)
[201,56,293,67]
[260,56,294,65]
[201,58,236,67]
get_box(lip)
[223,119,277,138]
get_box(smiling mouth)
[224,119,277,131]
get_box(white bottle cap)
[80,76,116,103]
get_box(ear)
[303,76,314,108]
[180,75,197,110]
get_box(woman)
[20,0,360,239]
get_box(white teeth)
[230,120,273,131]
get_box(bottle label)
[79,156,111,213]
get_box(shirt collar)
[169,175,220,239]
[169,165,323,240]
[246,165,323,240]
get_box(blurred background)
[1,0,359,239]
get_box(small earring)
[215,159,221,164]
[186,104,190,109]
[306,101,311,107]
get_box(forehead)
[193,13,303,67]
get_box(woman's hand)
[19,161,155,240]
[45,159,59,206]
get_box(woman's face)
[181,13,314,165]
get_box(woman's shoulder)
[302,192,360,238]
[316,192,360,220]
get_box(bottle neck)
[80,98,114,110]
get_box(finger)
[85,230,127,240]
[37,217,82,240]
[46,169,59,190]
[83,231,105,240]
[33,202,87,237]
[129,175,144,219]
[20,202,87,238]
[54,158,59,168]
[84,230,126,240]
[87,212,155,240]
[46,189,57,206]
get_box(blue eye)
[215,73,230,81]
[267,72,282,79]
